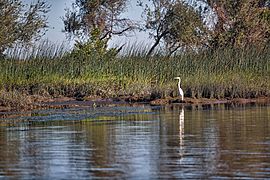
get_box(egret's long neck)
[178,80,181,88]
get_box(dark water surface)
[0,104,269,179]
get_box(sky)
[24,0,215,47]
[45,0,71,43]
[24,0,150,45]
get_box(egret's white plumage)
[174,77,184,101]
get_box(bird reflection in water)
[179,106,185,159]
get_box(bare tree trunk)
[147,31,168,57]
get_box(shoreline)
[1,95,270,112]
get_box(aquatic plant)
[0,41,269,102]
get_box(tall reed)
[0,41,269,100]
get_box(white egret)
[174,77,184,101]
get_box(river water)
[0,103,269,179]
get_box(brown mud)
[1,94,270,112]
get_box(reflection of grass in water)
[83,113,154,122]
[0,112,156,129]
[83,116,118,122]
[0,41,269,109]
[81,108,156,122]
[0,105,155,124]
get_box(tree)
[70,28,119,60]
[140,0,270,53]
[0,0,50,55]
[199,0,270,48]
[162,2,208,55]
[139,0,207,56]
[62,0,136,41]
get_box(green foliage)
[205,0,270,48]
[63,0,135,40]
[163,2,208,53]
[0,0,50,55]
[0,42,269,100]
[139,0,207,56]
[70,28,118,60]
[139,0,270,52]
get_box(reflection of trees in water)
[183,104,270,178]
[216,105,270,178]
[81,112,161,178]
[0,123,45,177]
[0,128,19,176]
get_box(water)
[0,103,269,179]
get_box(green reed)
[0,41,269,100]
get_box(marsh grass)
[0,41,269,104]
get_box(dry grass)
[0,89,32,109]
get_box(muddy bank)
[41,96,270,109]
[1,94,270,112]
[0,95,129,112]
[149,97,270,106]
[36,95,270,107]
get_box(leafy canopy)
[0,0,50,55]
[139,0,207,56]
[200,0,270,48]
[62,0,136,40]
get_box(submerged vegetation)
[0,41,269,109]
